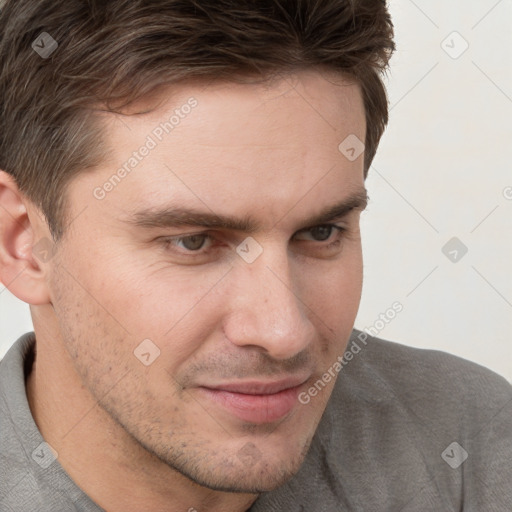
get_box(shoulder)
[335,329,512,410]
[307,330,512,508]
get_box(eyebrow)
[126,188,368,233]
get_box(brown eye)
[163,233,213,253]
[309,225,334,241]
[178,235,209,251]
[294,225,343,242]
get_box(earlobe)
[0,170,52,305]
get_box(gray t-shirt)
[1,331,511,511]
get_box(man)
[0,0,510,511]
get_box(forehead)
[104,68,365,150]
[72,70,366,228]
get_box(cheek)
[300,243,363,315]
[48,263,132,396]
[70,251,231,368]
[300,245,363,356]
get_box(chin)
[186,459,305,494]
[165,434,314,494]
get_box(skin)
[0,69,367,512]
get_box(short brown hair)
[0,0,395,240]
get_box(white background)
[1,0,511,380]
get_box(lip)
[197,377,309,424]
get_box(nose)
[222,245,316,360]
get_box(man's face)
[44,70,366,492]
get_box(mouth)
[197,377,309,424]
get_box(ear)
[0,170,52,305]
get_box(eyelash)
[161,224,347,256]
